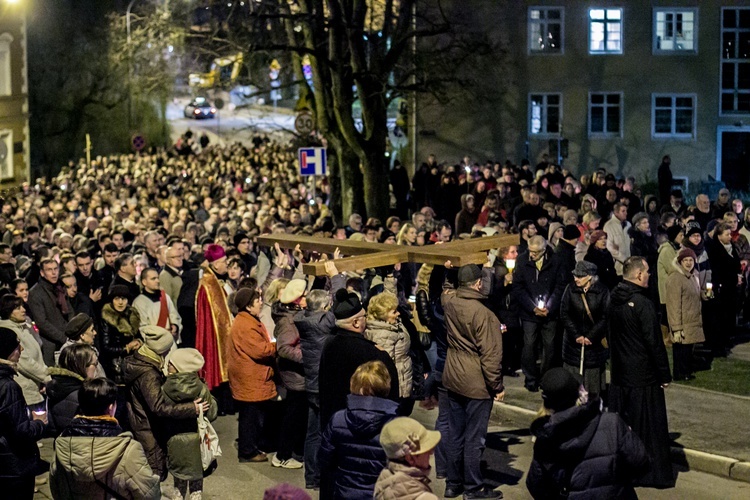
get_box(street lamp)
[126,0,137,132]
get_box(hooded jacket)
[294,309,336,394]
[0,362,45,478]
[608,281,672,387]
[527,399,649,499]
[656,241,679,304]
[454,194,478,236]
[161,371,218,480]
[46,367,84,437]
[374,461,438,500]
[50,416,161,500]
[122,350,196,480]
[665,261,706,345]
[319,394,399,500]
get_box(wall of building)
[0,2,29,187]
[416,1,749,188]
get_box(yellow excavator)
[188,52,244,89]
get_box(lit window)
[589,93,622,137]
[652,94,696,139]
[529,7,564,54]
[654,9,697,53]
[589,8,622,54]
[529,94,561,135]
[721,8,750,115]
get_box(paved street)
[32,405,750,499]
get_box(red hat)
[589,230,607,246]
[204,244,226,263]
[677,248,697,263]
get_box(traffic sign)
[298,147,327,176]
[131,134,146,152]
[295,111,315,135]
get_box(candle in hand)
[537,299,545,309]
[706,282,713,291]
[506,259,516,271]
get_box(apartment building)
[0,0,29,186]
[416,1,750,191]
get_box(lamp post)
[126,0,137,132]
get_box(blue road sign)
[298,147,327,176]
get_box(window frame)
[0,33,13,97]
[528,6,565,55]
[588,92,624,138]
[588,7,623,55]
[653,7,698,55]
[528,93,563,137]
[720,7,750,116]
[651,93,697,140]
[0,129,13,181]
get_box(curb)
[491,400,750,484]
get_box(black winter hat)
[109,285,130,300]
[333,288,363,320]
[541,368,581,412]
[0,327,19,359]
[65,313,94,340]
[666,225,684,242]
[233,232,250,247]
[562,225,581,241]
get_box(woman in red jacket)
[228,288,277,463]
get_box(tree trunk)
[362,150,390,222]
[338,145,366,221]
[326,142,343,222]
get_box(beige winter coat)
[657,242,679,304]
[51,429,161,499]
[665,260,706,345]
[0,319,49,406]
[603,216,631,275]
[374,461,438,500]
[365,319,412,398]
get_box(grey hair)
[306,289,330,312]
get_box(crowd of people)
[0,131,744,499]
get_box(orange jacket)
[227,311,277,402]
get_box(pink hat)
[204,244,226,263]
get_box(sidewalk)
[492,370,750,482]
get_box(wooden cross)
[257,233,520,276]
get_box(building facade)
[416,1,750,193]
[0,0,30,187]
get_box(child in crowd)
[161,348,218,500]
[375,417,441,500]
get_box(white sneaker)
[189,492,202,500]
[271,455,303,469]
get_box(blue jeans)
[304,393,320,486]
[445,391,493,493]
[522,319,558,388]
[434,385,451,477]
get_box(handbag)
[198,407,222,471]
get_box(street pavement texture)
[33,401,750,500]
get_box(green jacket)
[161,372,218,480]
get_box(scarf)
[50,279,69,315]
[683,238,705,256]
[142,289,161,302]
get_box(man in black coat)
[28,259,72,365]
[513,236,567,392]
[318,289,399,428]
[608,256,674,489]
[554,225,580,277]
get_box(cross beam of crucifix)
[257,233,520,276]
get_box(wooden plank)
[257,233,388,255]
[302,249,409,275]
[409,250,488,267]
[417,234,520,255]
